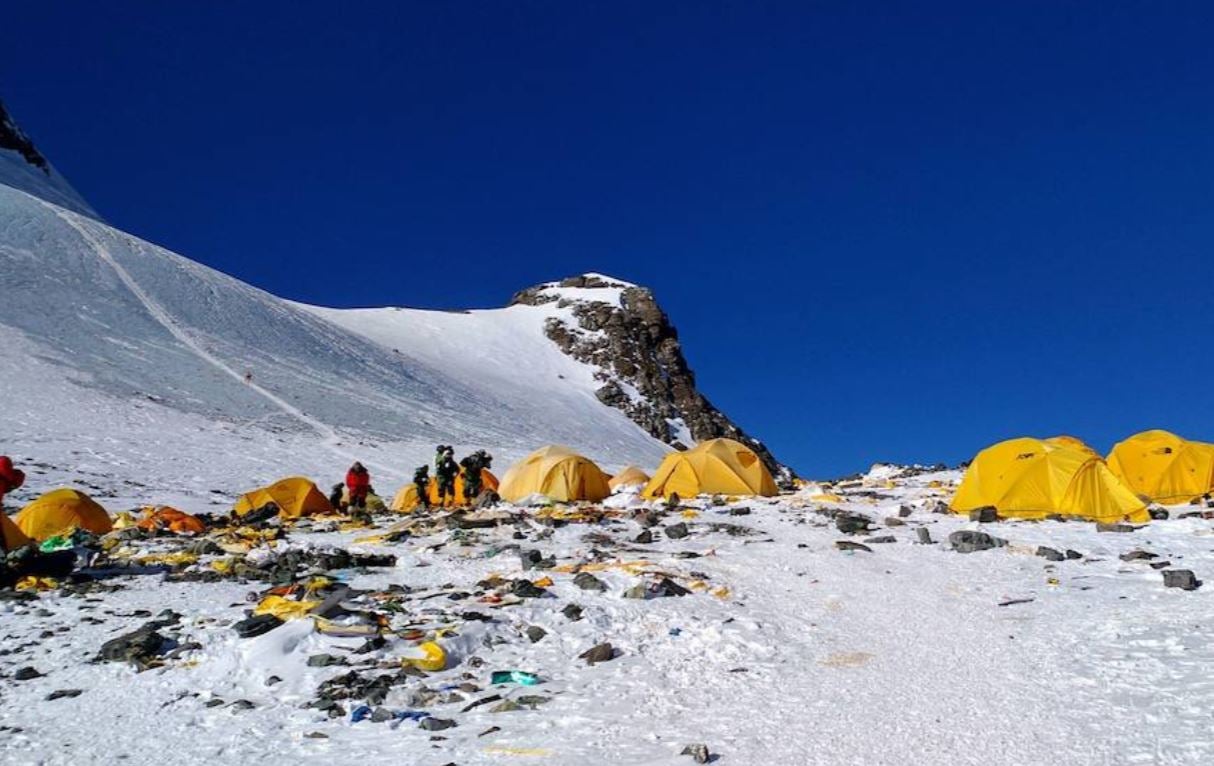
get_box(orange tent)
[135,506,206,535]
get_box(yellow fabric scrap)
[552,560,653,575]
[135,551,199,567]
[254,594,322,620]
[402,641,447,672]
[482,746,554,757]
[15,576,58,591]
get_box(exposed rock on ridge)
[511,274,794,485]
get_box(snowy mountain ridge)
[0,104,786,505]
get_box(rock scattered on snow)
[1036,546,1065,562]
[579,642,616,665]
[949,530,1007,553]
[835,540,872,552]
[1163,570,1202,591]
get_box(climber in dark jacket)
[460,450,493,503]
[413,465,431,510]
[434,446,459,507]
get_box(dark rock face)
[0,100,49,173]
[510,275,794,485]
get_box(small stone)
[665,523,689,540]
[205,698,226,708]
[573,572,607,592]
[1150,561,1173,570]
[562,604,584,621]
[490,700,523,713]
[1036,546,1065,562]
[526,626,547,643]
[307,654,342,667]
[653,577,691,597]
[479,726,502,737]
[729,506,751,516]
[578,642,615,665]
[949,530,1007,553]
[419,717,457,731]
[370,707,394,723]
[968,506,998,523]
[898,505,914,518]
[1119,550,1159,562]
[1096,522,1137,533]
[1065,549,1083,560]
[511,580,548,599]
[519,549,554,570]
[681,743,711,763]
[1163,570,1201,591]
[45,689,82,701]
[305,732,329,739]
[1148,507,1169,520]
[916,528,934,545]
[12,667,42,681]
[864,535,896,544]
[835,514,871,534]
[233,614,283,638]
[229,699,256,710]
[266,675,283,686]
[622,584,648,599]
[835,540,872,552]
[634,529,653,544]
[884,517,905,527]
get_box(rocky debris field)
[3,471,1214,765]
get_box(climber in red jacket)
[345,461,371,510]
[0,455,25,510]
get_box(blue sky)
[4,2,1214,477]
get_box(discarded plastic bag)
[490,670,540,686]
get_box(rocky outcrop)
[0,99,50,173]
[511,274,794,485]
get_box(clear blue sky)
[5,2,1214,477]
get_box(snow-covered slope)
[0,180,672,499]
[0,99,694,502]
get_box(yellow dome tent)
[1107,430,1214,504]
[498,446,611,503]
[608,465,651,491]
[234,476,333,518]
[642,438,778,499]
[951,437,1147,523]
[390,469,500,512]
[16,489,113,541]
[2,513,31,551]
[1045,434,1099,458]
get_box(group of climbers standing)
[334,447,493,513]
[411,445,494,510]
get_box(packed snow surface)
[3,469,1214,765]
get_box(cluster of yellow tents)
[3,438,780,545]
[951,429,1214,523]
[392,438,778,509]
